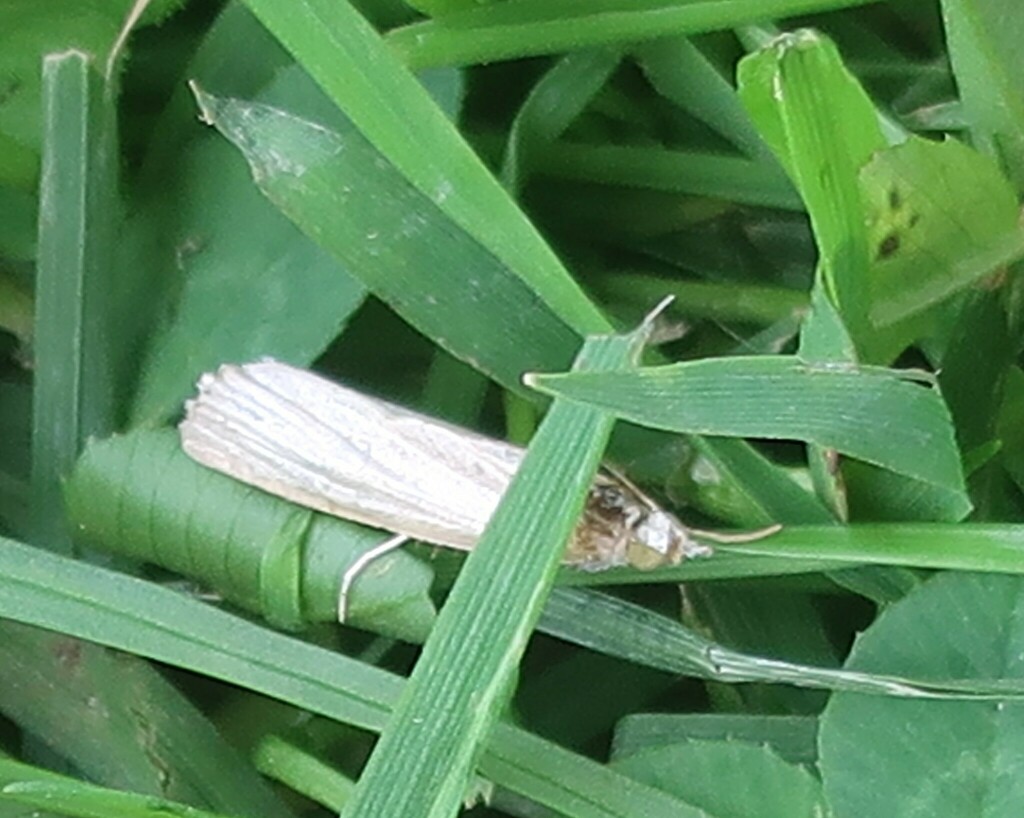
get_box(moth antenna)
[689,523,783,544]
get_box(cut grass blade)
[32,50,116,550]
[738,29,881,347]
[527,356,965,498]
[29,46,300,818]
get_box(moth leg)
[338,533,410,624]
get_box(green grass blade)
[534,144,800,210]
[0,537,709,817]
[192,85,588,393]
[501,48,622,192]
[542,585,1024,699]
[387,0,883,68]
[562,523,1024,583]
[30,46,299,818]
[0,620,294,818]
[820,572,1024,814]
[253,736,356,812]
[339,324,646,818]
[612,713,819,766]
[689,437,835,525]
[528,356,964,496]
[0,777,232,818]
[738,30,881,346]
[593,275,807,328]
[32,51,116,550]
[941,0,1024,187]
[238,0,608,336]
[636,36,772,161]
[718,524,1024,576]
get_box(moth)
[180,360,778,614]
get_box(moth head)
[628,510,712,569]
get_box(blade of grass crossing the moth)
[6,533,1024,706]
[558,523,1024,584]
[339,319,653,818]
[0,537,720,816]
[238,0,609,337]
[715,524,1024,575]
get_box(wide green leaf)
[820,572,1024,817]
[129,55,367,425]
[612,740,826,818]
[340,321,648,818]
[862,136,1022,327]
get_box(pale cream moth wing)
[179,360,525,549]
